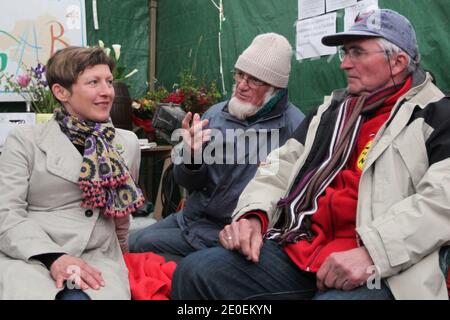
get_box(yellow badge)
[356,140,373,171]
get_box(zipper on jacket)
[327,192,336,240]
[305,244,325,272]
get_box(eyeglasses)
[233,70,267,88]
[338,47,387,62]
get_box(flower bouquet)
[0,63,59,114]
[166,70,222,115]
[98,40,138,82]
[131,69,222,140]
[131,87,169,139]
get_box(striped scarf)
[267,85,402,244]
[55,109,145,218]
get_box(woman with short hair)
[0,46,144,299]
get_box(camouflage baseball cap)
[322,9,419,62]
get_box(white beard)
[228,87,276,121]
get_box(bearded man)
[130,33,304,257]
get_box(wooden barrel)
[111,81,132,130]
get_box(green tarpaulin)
[2,0,449,114]
[153,0,450,113]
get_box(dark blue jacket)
[172,93,305,249]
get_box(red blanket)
[124,252,177,300]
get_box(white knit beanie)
[234,33,292,88]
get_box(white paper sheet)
[0,113,36,152]
[326,0,357,12]
[298,0,325,20]
[344,0,379,30]
[296,13,337,60]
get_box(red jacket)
[285,79,412,272]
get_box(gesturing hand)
[219,217,263,263]
[181,112,211,156]
[50,254,105,291]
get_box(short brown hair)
[46,46,115,90]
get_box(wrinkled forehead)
[342,37,382,50]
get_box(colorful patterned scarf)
[267,84,404,244]
[55,109,145,218]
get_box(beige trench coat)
[0,119,141,299]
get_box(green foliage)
[132,68,222,118]
[132,87,169,119]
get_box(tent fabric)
[82,0,450,113]
[86,0,149,98]
[2,1,449,113]
[153,0,450,114]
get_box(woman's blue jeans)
[172,240,394,300]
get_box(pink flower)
[16,74,31,88]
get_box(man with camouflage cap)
[172,9,450,300]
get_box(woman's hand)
[219,217,263,263]
[50,254,105,290]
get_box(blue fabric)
[313,284,393,300]
[172,240,394,300]
[172,96,304,250]
[129,214,195,256]
[439,246,450,277]
[131,95,304,253]
[55,287,91,300]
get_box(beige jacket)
[233,72,450,299]
[0,119,140,299]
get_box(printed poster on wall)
[344,0,379,31]
[298,0,325,20]
[296,12,337,60]
[0,0,86,101]
[326,0,357,12]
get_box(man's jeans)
[129,214,195,257]
[172,240,394,300]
